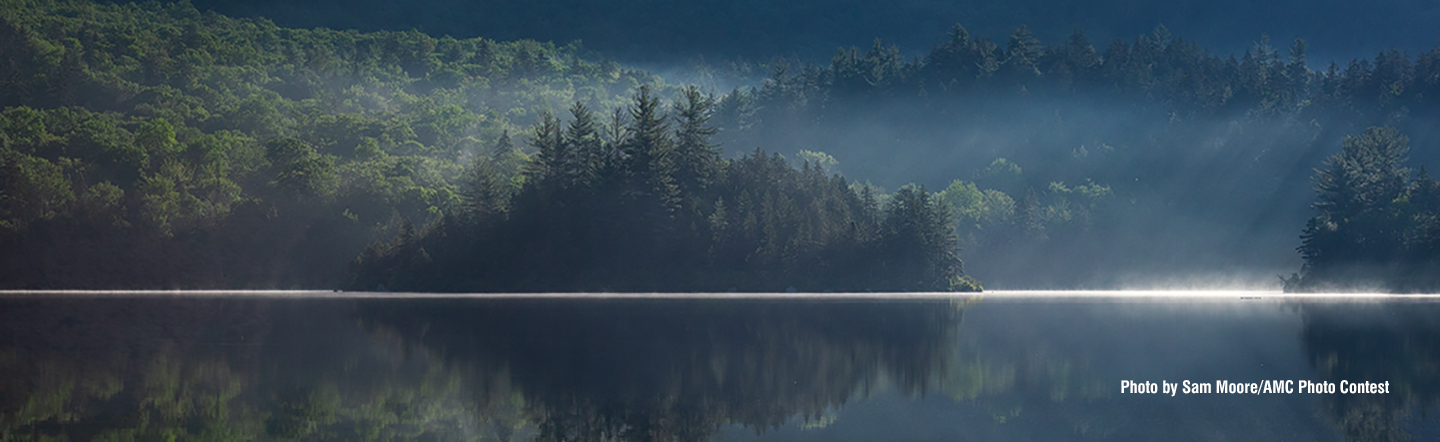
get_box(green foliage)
[12,0,1440,289]
[933,176,1111,265]
[795,149,838,175]
[266,137,337,200]
[0,148,73,230]
[0,0,671,288]
[976,158,1024,193]
[950,274,984,292]
[937,179,1014,247]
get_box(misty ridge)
[698,26,1440,290]
[2,0,1440,291]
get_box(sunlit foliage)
[0,0,667,288]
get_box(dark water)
[2,292,1438,441]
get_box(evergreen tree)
[1001,25,1043,85]
[879,186,963,291]
[1054,29,1100,86]
[1295,127,1419,290]
[562,102,603,189]
[460,156,509,221]
[672,86,721,215]
[524,112,565,185]
[490,130,515,157]
[621,86,680,216]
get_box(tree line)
[700,24,1440,287]
[1,0,975,291]
[714,24,1440,122]
[352,87,978,292]
[7,0,1440,289]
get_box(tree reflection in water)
[1302,302,1440,442]
[20,296,1439,441]
[0,296,965,441]
[359,299,966,441]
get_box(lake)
[2,291,1437,441]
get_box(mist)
[707,95,1319,288]
[690,27,1440,289]
[5,0,1440,291]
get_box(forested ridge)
[0,0,972,291]
[3,0,1440,290]
[0,0,671,288]
[703,25,1440,287]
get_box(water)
[2,291,1437,441]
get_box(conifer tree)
[563,102,603,189]
[1296,127,1416,289]
[524,112,564,185]
[1001,25,1043,85]
[490,130,514,157]
[621,86,679,216]
[672,87,721,214]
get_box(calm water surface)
[2,291,1437,441]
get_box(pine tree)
[880,186,962,291]
[1298,127,1412,287]
[1284,39,1312,107]
[621,86,679,215]
[1058,29,1099,85]
[921,24,998,92]
[490,130,514,157]
[563,102,603,189]
[524,112,564,185]
[672,87,721,211]
[460,156,509,221]
[1001,25,1043,85]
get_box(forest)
[3,0,1440,290]
[350,87,972,292]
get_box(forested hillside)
[706,26,1440,287]
[4,0,1439,290]
[0,0,670,288]
[0,0,973,291]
